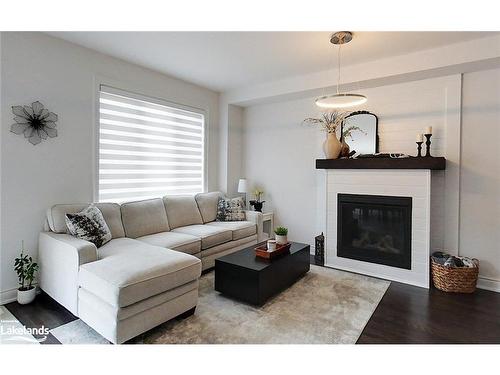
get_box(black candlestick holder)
[424,134,432,157]
[416,141,423,157]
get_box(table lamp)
[238,178,248,207]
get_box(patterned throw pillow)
[65,204,112,248]
[216,197,246,222]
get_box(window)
[98,85,205,203]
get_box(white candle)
[425,126,433,134]
[416,133,423,142]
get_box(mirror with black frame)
[341,111,378,155]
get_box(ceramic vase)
[275,235,288,245]
[17,287,36,304]
[323,133,342,159]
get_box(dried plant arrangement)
[302,111,351,134]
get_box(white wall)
[226,104,245,196]
[243,76,459,247]
[243,96,326,243]
[242,72,500,290]
[0,32,220,302]
[217,100,246,196]
[460,68,500,290]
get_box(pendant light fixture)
[315,31,367,109]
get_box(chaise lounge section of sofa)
[38,192,262,343]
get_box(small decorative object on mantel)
[356,153,409,159]
[14,241,39,305]
[302,111,351,159]
[415,133,424,157]
[339,137,350,158]
[249,188,265,212]
[424,126,433,157]
[315,232,325,265]
[10,101,58,145]
[274,226,288,245]
[340,123,368,157]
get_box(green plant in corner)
[14,241,39,291]
[274,227,288,236]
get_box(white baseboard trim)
[477,276,500,293]
[0,284,40,305]
[0,287,18,305]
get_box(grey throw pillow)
[65,204,112,248]
[216,197,246,222]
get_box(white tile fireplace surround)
[326,169,432,288]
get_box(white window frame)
[94,83,208,203]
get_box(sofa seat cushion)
[79,238,201,308]
[206,221,257,241]
[136,232,201,255]
[79,279,198,322]
[171,225,232,250]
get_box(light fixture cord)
[337,41,341,95]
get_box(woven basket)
[431,258,479,293]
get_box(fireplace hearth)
[337,194,412,269]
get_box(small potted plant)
[274,227,288,245]
[14,241,39,305]
[249,188,265,212]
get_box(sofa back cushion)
[195,191,223,223]
[121,198,170,238]
[163,195,203,229]
[47,203,125,238]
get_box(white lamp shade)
[237,178,248,193]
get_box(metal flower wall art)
[11,101,58,145]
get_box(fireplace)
[337,194,412,270]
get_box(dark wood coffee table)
[215,242,310,305]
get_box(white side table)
[261,211,274,240]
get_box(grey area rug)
[51,265,389,344]
[50,319,110,344]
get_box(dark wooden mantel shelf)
[316,157,446,170]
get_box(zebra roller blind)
[98,85,205,202]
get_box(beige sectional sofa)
[38,192,262,343]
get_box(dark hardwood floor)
[5,257,500,344]
[358,281,500,343]
[314,256,500,344]
[5,291,77,344]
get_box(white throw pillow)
[65,204,112,247]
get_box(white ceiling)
[48,31,497,92]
